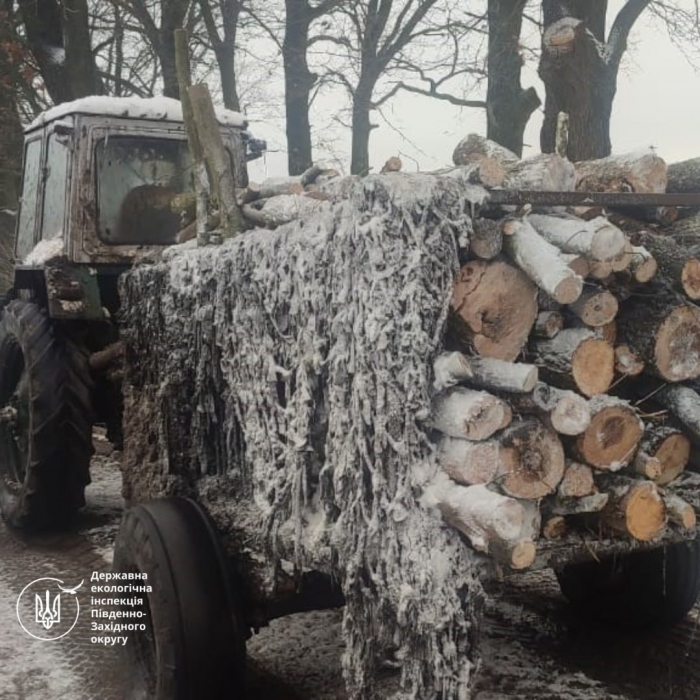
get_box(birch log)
[502,218,583,304]
[431,477,539,569]
[614,345,645,377]
[433,351,539,394]
[527,214,626,261]
[558,461,595,498]
[430,387,512,441]
[664,494,696,530]
[628,246,657,284]
[503,154,576,192]
[469,218,503,259]
[437,436,517,486]
[534,310,564,339]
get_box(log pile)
[426,136,700,570]
[188,134,700,573]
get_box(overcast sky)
[248,1,700,181]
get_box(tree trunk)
[18,0,103,102]
[539,17,616,160]
[486,0,541,156]
[283,0,314,175]
[351,81,375,176]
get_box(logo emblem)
[17,578,83,641]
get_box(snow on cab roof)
[27,96,248,131]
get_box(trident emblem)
[35,590,61,629]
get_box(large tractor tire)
[556,539,700,628]
[112,498,248,700]
[0,300,93,529]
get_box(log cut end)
[655,306,700,382]
[605,481,666,542]
[681,259,700,300]
[571,338,615,397]
[553,274,584,306]
[502,539,537,570]
[615,345,645,377]
[499,420,565,499]
[654,432,691,486]
[576,399,643,469]
[571,289,618,327]
[451,260,538,361]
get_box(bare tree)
[538,0,652,160]
[326,0,486,175]
[197,0,246,110]
[486,0,540,156]
[119,0,191,98]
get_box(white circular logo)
[16,577,83,641]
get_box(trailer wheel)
[556,539,700,628]
[113,498,247,699]
[0,300,93,528]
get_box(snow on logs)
[219,138,700,573]
[431,136,700,570]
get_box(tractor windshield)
[95,136,193,245]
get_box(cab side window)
[41,134,70,241]
[16,139,42,260]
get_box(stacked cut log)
[428,135,700,570]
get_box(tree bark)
[486,0,541,156]
[617,291,700,382]
[667,157,700,194]
[635,231,700,300]
[283,0,315,175]
[18,0,103,102]
[539,17,615,160]
[575,151,668,193]
[351,80,375,176]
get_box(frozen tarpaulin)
[120,173,487,698]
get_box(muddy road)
[2,449,700,700]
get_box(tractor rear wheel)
[113,498,248,699]
[0,300,93,529]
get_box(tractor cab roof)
[25,95,248,134]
